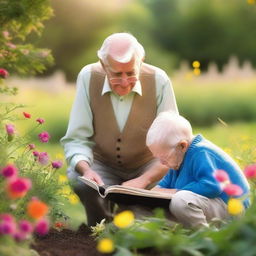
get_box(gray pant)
[170,190,230,228]
[67,159,158,227]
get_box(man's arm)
[60,66,95,170]
[155,70,179,115]
[122,161,169,189]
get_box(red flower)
[0,68,9,79]
[244,164,256,179]
[223,184,243,196]
[36,118,45,124]
[23,112,31,118]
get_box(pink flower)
[51,160,63,169]
[0,214,14,222]
[35,219,49,236]
[244,164,256,179]
[18,220,33,234]
[13,231,28,242]
[7,177,32,199]
[223,184,243,196]
[0,68,9,78]
[33,151,39,157]
[23,112,31,118]
[36,118,45,124]
[28,144,35,150]
[0,220,16,235]
[38,152,49,165]
[5,124,15,135]
[0,164,18,179]
[38,131,50,143]
[214,169,230,182]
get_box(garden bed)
[31,224,104,256]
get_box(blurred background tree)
[34,0,256,81]
[0,0,54,78]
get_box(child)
[146,111,250,228]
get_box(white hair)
[146,111,193,147]
[97,33,145,63]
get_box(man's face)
[102,56,141,96]
[149,143,185,170]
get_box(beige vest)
[89,62,156,170]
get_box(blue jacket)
[158,134,250,208]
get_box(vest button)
[118,161,122,164]
[117,138,121,142]
[116,147,120,151]
[117,155,121,158]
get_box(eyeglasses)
[109,76,138,85]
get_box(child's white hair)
[97,32,145,64]
[146,111,193,147]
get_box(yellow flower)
[193,68,201,76]
[59,186,71,196]
[97,238,114,253]
[113,210,134,228]
[192,60,200,68]
[227,198,244,215]
[247,0,255,4]
[55,153,64,160]
[58,175,68,183]
[69,194,79,204]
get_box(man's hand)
[76,160,104,186]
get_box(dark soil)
[31,224,105,256]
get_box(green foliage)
[175,80,256,126]
[0,0,54,76]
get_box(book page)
[105,185,172,199]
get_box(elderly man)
[60,32,178,226]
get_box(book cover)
[78,176,172,209]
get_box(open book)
[78,176,172,209]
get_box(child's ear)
[179,140,189,152]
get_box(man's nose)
[120,74,129,86]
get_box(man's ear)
[179,140,189,152]
[100,59,106,71]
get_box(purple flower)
[33,151,40,158]
[38,131,50,143]
[51,160,63,169]
[0,217,16,235]
[35,219,49,236]
[13,231,27,242]
[36,118,45,125]
[5,124,15,135]
[38,152,49,165]
[1,164,18,178]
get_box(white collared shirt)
[60,63,178,168]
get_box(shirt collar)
[101,76,142,96]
